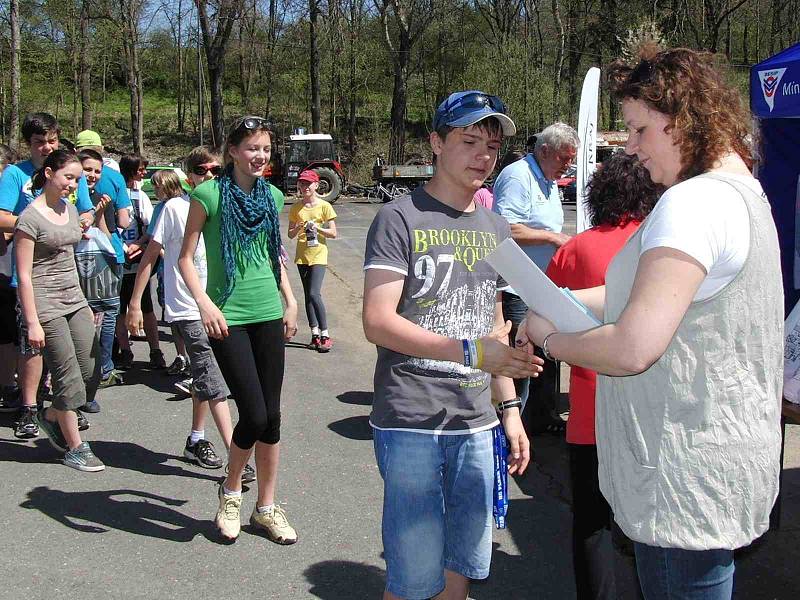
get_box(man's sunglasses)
[192,164,223,177]
[434,92,507,130]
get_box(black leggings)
[210,318,285,449]
[297,264,327,330]
[569,443,616,599]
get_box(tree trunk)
[176,0,186,132]
[388,29,411,164]
[551,0,566,121]
[195,0,245,150]
[310,0,322,132]
[208,65,224,148]
[9,0,21,149]
[79,0,92,130]
[347,0,359,153]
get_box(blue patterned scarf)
[218,165,281,306]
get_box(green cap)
[75,130,103,148]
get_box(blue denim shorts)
[373,427,494,599]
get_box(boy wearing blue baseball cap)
[362,91,542,599]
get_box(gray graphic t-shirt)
[364,188,510,433]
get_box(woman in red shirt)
[546,153,662,599]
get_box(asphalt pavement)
[1,197,798,599]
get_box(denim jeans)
[634,543,734,600]
[99,307,119,379]
[373,428,494,599]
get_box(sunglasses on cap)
[192,164,223,177]
[433,92,508,130]
[234,116,271,132]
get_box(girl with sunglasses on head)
[178,116,299,544]
[14,150,104,471]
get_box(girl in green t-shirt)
[178,116,299,545]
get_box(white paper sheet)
[486,239,602,333]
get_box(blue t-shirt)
[93,166,131,263]
[0,159,93,286]
[0,160,92,215]
[492,153,564,273]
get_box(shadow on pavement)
[304,560,385,599]
[113,367,182,394]
[0,439,221,483]
[20,485,219,543]
[89,440,222,482]
[336,391,373,406]
[0,438,62,464]
[328,415,373,441]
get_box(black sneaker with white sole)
[76,410,90,431]
[14,407,39,439]
[225,462,256,484]
[183,437,223,469]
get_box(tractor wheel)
[314,167,343,204]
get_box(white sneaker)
[215,484,242,540]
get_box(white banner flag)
[576,67,600,234]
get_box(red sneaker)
[310,334,321,350]
[318,336,333,353]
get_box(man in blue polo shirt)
[0,113,94,437]
[492,122,578,432]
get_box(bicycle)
[367,181,411,204]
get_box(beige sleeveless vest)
[597,173,783,550]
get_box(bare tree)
[551,0,566,121]
[94,0,146,152]
[195,0,246,149]
[9,0,21,149]
[310,0,322,131]
[80,0,92,129]
[375,0,436,163]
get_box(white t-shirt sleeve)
[640,176,755,301]
[139,191,154,227]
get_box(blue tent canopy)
[751,42,800,313]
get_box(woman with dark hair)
[520,47,783,599]
[178,116,299,544]
[14,149,104,471]
[545,152,662,599]
[117,154,164,370]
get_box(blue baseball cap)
[433,90,516,136]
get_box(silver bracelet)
[541,332,557,361]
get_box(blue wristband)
[462,339,471,367]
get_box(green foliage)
[0,0,797,181]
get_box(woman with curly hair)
[519,47,783,599]
[546,152,661,599]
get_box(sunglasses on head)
[434,92,507,130]
[629,60,654,85]
[235,116,270,132]
[192,164,223,176]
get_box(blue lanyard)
[492,424,509,529]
